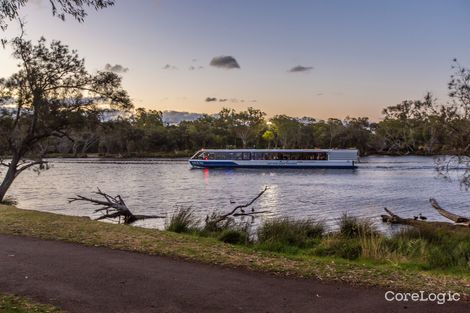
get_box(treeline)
[22,90,469,158]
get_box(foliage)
[257,218,324,252]
[166,207,198,233]
[338,213,377,238]
[0,35,131,201]
[0,0,114,31]
[218,227,250,245]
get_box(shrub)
[313,238,362,260]
[166,208,198,233]
[218,228,250,245]
[257,218,325,252]
[338,214,376,238]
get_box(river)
[4,156,469,231]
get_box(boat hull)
[189,160,357,169]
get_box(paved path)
[0,235,467,313]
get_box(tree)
[377,93,439,154]
[232,107,266,148]
[437,60,470,187]
[134,107,163,129]
[270,115,301,148]
[261,130,275,148]
[0,35,131,202]
[0,0,114,31]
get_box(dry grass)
[0,205,469,299]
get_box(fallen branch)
[69,188,164,225]
[429,198,470,227]
[381,207,469,231]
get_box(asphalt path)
[0,235,467,313]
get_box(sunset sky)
[1,0,469,120]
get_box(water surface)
[5,156,469,231]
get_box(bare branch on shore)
[205,186,269,230]
[68,188,165,225]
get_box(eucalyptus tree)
[270,115,301,148]
[0,35,131,202]
[438,60,470,187]
[232,107,266,148]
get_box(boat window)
[193,151,207,159]
[214,152,227,160]
[194,151,328,161]
[252,152,268,160]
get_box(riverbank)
[0,205,469,299]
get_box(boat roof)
[195,149,357,153]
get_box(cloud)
[209,56,240,69]
[188,65,204,71]
[205,97,217,102]
[162,64,178,70]
[288,65,313,73]
[104,63,129,73]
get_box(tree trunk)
[0,155,19,203]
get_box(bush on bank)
[165,210,470,272]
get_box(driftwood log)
[68,188,164,224]
[381,198,470,230]
[429,198,470,227]
[205,186,269,230]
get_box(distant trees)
[0,36,131,202]
[2,88,465,160]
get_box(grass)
[338,213,377,238]
[1,204,470,300]
[165,208,199,233]
[256,218,324,253]
[0,294,62,313]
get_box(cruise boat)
[188,149,358,169]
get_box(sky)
[1,0,469,120]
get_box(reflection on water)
[3,156,469,231]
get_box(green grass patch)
[0,294,62,313]
[256,218,324,253]
[1,205,469,299]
